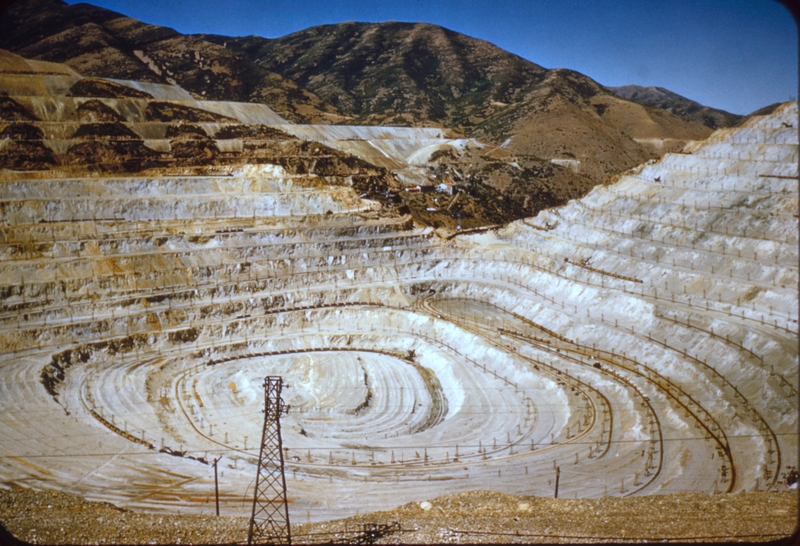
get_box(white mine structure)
[0,52,797,523]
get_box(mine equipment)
[350,522,402,544]
[247,376,292,545]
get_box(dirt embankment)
[1,488,796,544]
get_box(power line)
[248,376,291,546]
[1,431,795,459]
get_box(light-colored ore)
[0,56,796,541]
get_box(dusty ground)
[0,488,796,544]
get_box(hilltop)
[0,0,341,123]
[1,0,713,185]
[0,47,596,228]
[201,22,713,182]
[607,85,746,129]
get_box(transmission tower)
[248,376,291,545]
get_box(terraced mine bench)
[0,51,796,523]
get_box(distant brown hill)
[201,22,713,182]
[0,46,596,230]
[0,0,341,123]
[1,1,714,184]
[747,102,785,117]
[607,85,746,129]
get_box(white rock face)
[0,77,796,527]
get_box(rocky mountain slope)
[0,47,796,524]
[0,0,713,186]
[0,0,342,123]
[201,22,713,182]
[0,47,594,228]
[749,102,786,117]
[0,36,796,540]
[608,85,746,129]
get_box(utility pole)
[554,466,560,499]
[213,457,220,516]
[248,376,291,545]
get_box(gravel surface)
[0,489,248,545]
[1,488,797,544]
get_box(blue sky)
[63,0,798,115]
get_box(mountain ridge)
[0,0,342,123]
[2,1,714,182]
[199,21,713,182]
[607,84,746,129]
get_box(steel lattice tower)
[248,376,291,545]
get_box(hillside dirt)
[0,0,341,124]
[607,85,746,129]
[0,488,796,544]
[208,22,712,184]
[0,1,715,181]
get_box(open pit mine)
[0,48,797,531]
